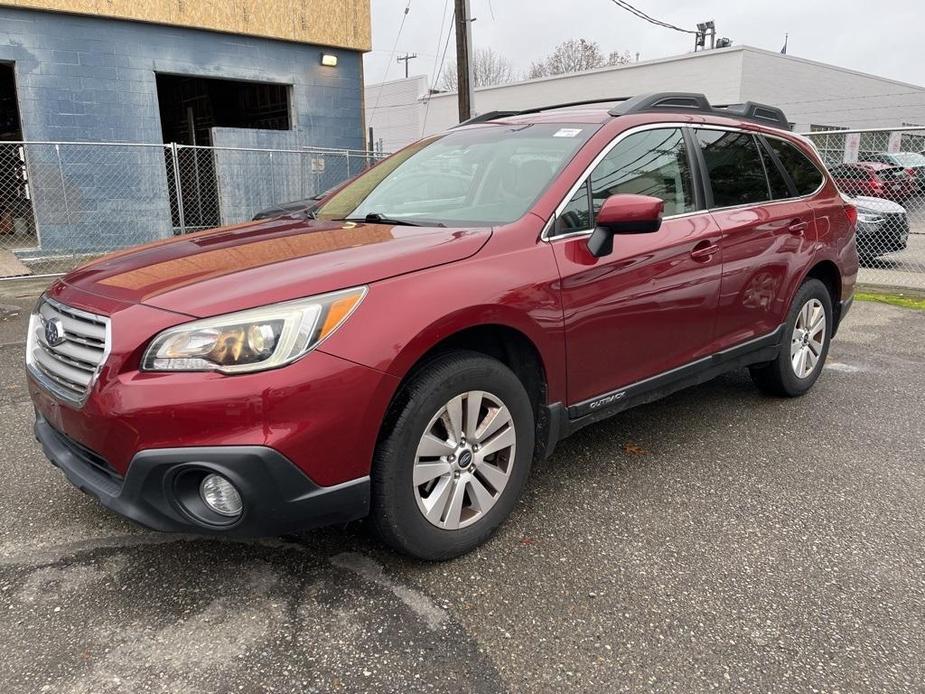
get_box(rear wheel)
[370,351,535,560]
[750,278,832,397]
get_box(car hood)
[62,217,491,317]
[852,196,907,214]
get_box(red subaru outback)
[27,93,858,560]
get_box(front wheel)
[370,351,535,560]
[750,278,833,397]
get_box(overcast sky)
[363,0,925,89]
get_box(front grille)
[883,212,910,235]
[27,297,111,406]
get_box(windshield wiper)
[342,213,426,227]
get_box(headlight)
[142,286,366,373]
[857,212,884,224]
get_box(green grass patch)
[855,292,925,311]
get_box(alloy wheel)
[790,298,826,379]
[412,390,516,530]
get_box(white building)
[365,46,925,152]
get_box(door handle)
[690,241,719,262]
[788,220,809,236]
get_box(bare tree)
[440,47,516,91]
[608,50,632,67]
[529,39,631,79]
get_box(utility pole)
[396,53,418,79]
[454,0,475,122]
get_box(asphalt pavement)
[0,293,922,693]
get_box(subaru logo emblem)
[43,317,66,347]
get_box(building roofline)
[368,44,925,102]
[363,74,429,90]
[736,45,925,93]
[392,46,748,100]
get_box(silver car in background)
[851,195,909,261]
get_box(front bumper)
[35,413,369,536]
[856,219,909,256]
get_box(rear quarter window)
[766,138,825,196]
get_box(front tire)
[370,351,535,560]
[750,278,833,397]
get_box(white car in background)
[851,195,909,261]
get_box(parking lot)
[0,294,922,693]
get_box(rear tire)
[750,278,833,397]
[370,351,535,560]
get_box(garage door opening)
[0,63,36,252]
[155,74,291,147]
[156,74,291,230]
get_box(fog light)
[199,474,243,517]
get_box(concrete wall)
[739,48,925,131]
[365,75,429,154]
[0,6,364,252]
[0,0,371,51]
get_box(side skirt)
[543,325,784,454]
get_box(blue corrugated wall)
[0,7,364,252]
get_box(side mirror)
[587,194,665,257]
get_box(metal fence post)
[54,144,72,227]
[170,142,186,234]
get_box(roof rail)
[452,98,632,128]
[452,92,791,130]
[714,101,791,130]
[609,92,791,130]
[455,110,521,127]
[517,97,631,115]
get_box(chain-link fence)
[802,126,925,291]
[4,131,925,290]
[0,141,385,279]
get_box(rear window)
[695,130,770,207]
[893,152,925,167]
[878,167,906,180]
[765,138,825,196]
[829,165,865,180]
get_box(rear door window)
[759,145,792,199]
[764,138,825,196]
[695,130,771,207]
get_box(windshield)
[315,123,596,226]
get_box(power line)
[422,2,455,136]
[607,0,697,35]
[370,0,413,119]
[427,0,453,89]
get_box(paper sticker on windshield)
[553,128,583,138]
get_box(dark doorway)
[0,63,22,141]
[0,64,35,249]
[155,74,291,231]
[155,74,290,146]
